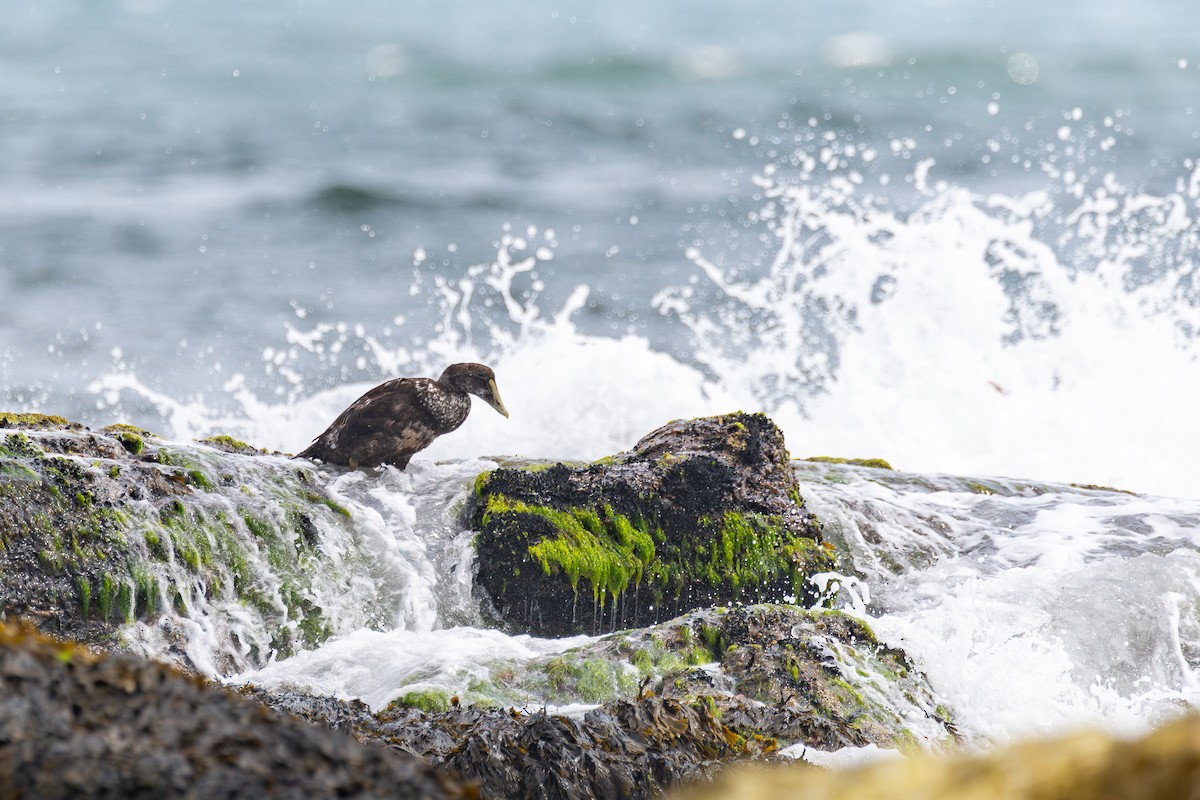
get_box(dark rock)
[246,688,771,800]
[0,619,470,800]
[244,604,956,798]
[472,412,834,636]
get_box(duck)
[296,362,508,469]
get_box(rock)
[0,411,961,799]
[472,412,833,636]
[0,415,357,671]
[246,604,954,798]
[673,712,1200,800]
[650,605,954,752]
[0,619,469,800]
[456,603,953,751]
[0,410,834,661]
[246,688,771,800]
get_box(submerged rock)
[0,415,359,671]
[0,619,468,800]
[433,604,952,752]
[472,412,834,636]
[656,606,955,752]
[246,604,954,798]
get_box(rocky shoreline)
[3,408,1181,799]
[0,409,948,796]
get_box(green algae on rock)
[0,412,77,430]
[0,415,363,671]
[472,412,834,637]
[244,604,955,799]
[453,604,954,753]
[663,605,956,752]
[199,434,269,456]
[803,455,895,470]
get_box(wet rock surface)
[0,411,957,798]
[244,604,954,798]
[0,620,469,800]
[655,606,955,752]
[247,688,770,800]
[472,412,833,636]
[0,414,355,669]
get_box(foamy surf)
[236,626,591,711]
[81,142,1200,500]
[800,461,1200,745]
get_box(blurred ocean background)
[3,0,1200,494]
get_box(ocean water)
[5,0,1200,759]
[206,460,1200,754]
[4,0,1200,498]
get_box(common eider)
[296,363,508,469]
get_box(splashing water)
[73,117,1200,752]
[213,457,1200,750]
[88,223,742,464]
[798,461,1200,746]
[83,121,1200,500]
[654,127,1200,498]
[118,454,498,676]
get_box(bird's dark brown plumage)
[296,363,508,469]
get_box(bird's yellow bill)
[488,379,510,418]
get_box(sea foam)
[90,153,1200,500]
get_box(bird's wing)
[333,377,446,438]
[328,377,421,429]
[325,378,441,466]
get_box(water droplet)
[1007,53,1039,85]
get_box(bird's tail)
[294,442,319,461]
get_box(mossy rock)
[472,413,831,637]
[388,687,453,713]
[803,455,895,470]
[244,604,955,797]
[0,416,358,669]
[0,412,79,431]
[670,605,952,752]
[199,435,268,456]
[477,604,954,752]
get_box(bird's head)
[439,363,510,418]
